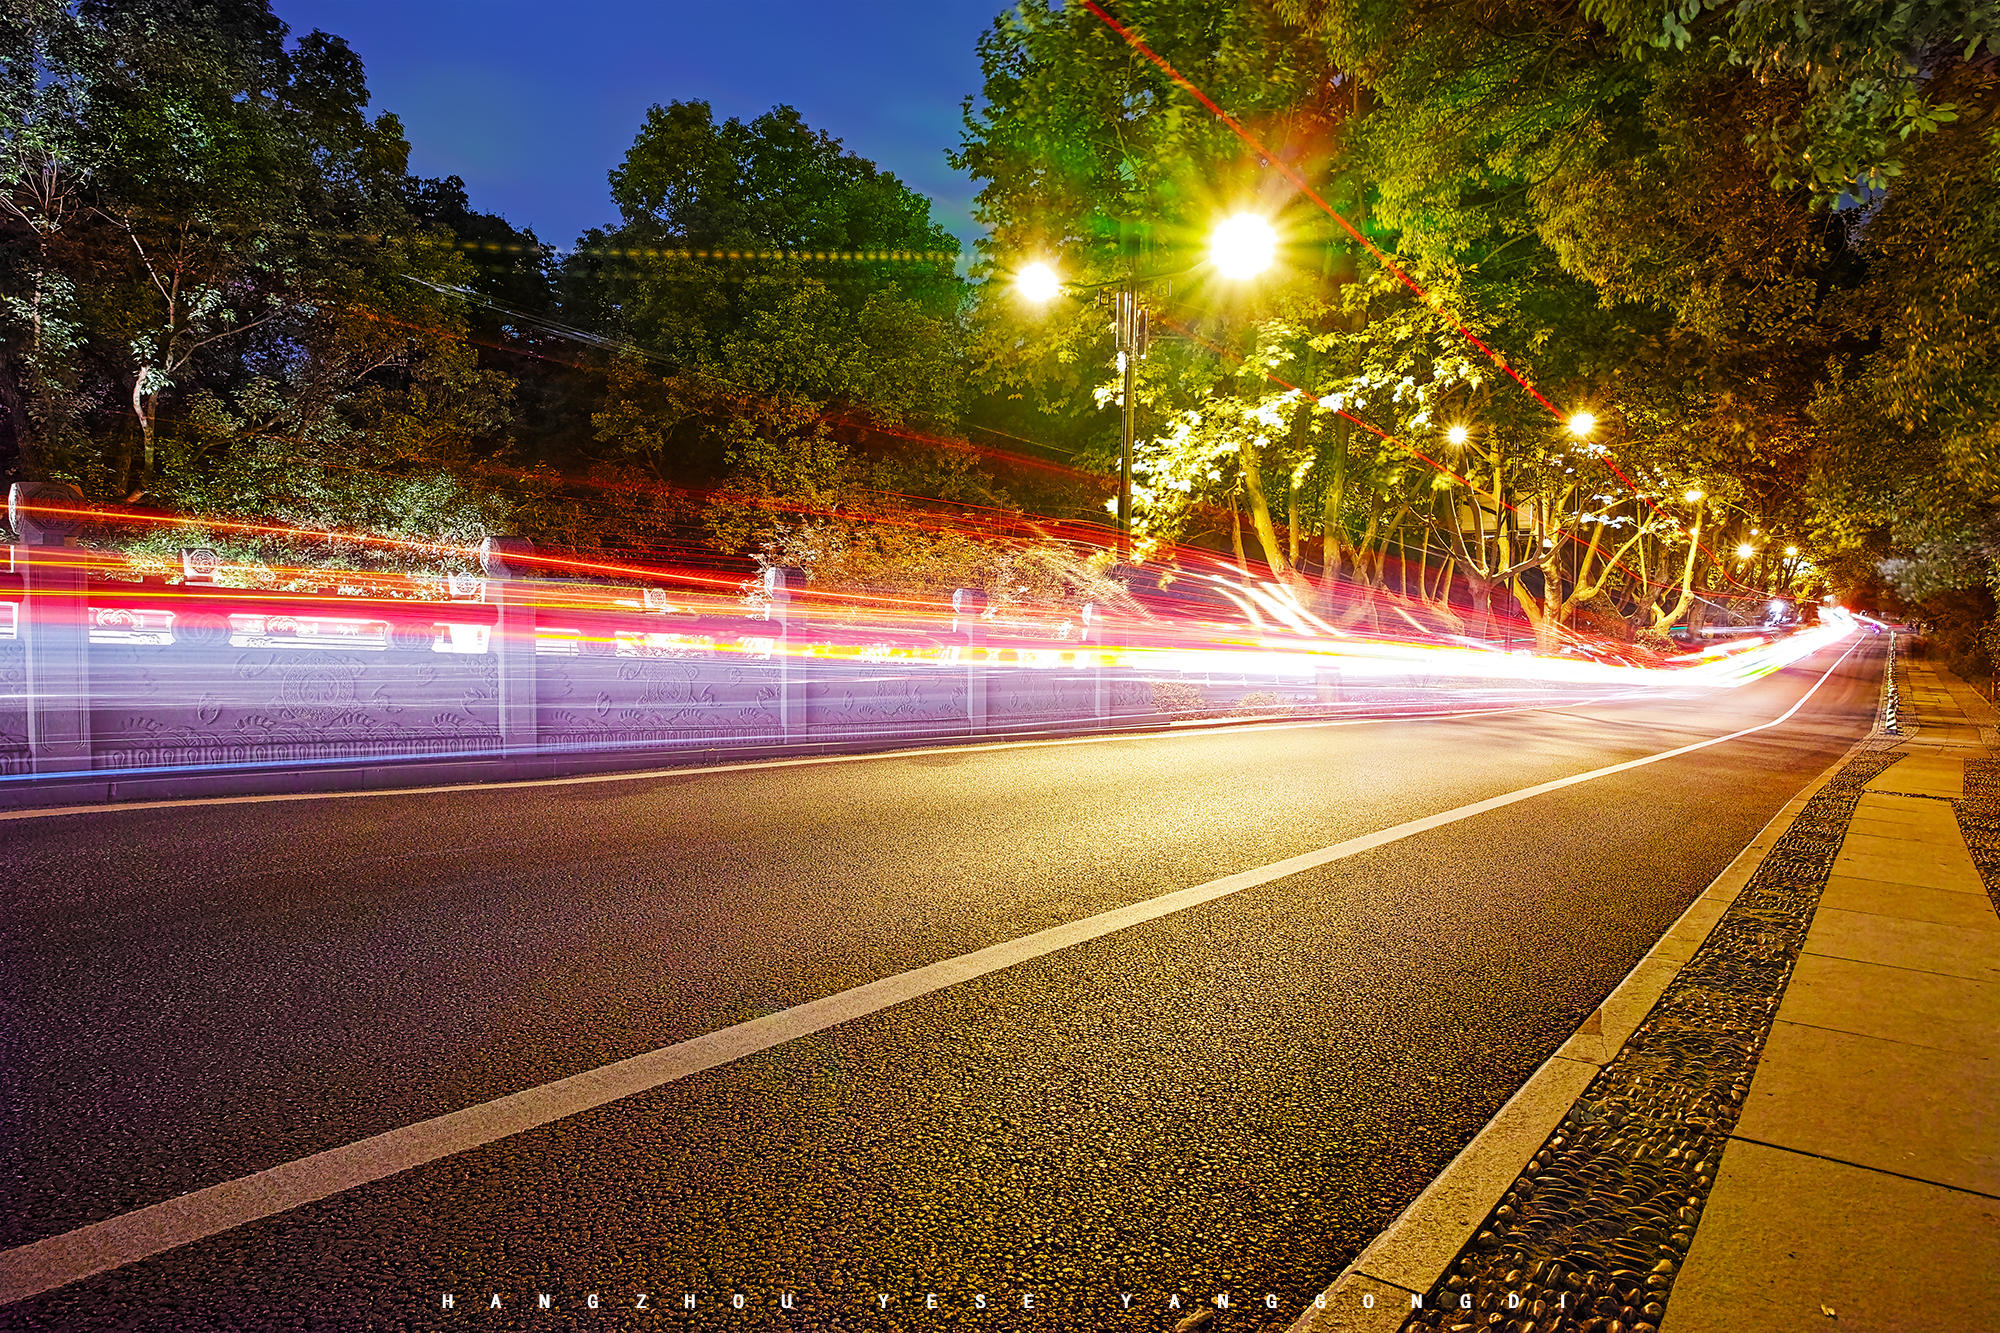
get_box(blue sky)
[271,1,1004,252]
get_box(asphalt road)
[0,636,1882,1331]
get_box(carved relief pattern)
[0,645,27,772]
[89,646,501,769]
[538,658,779,747]
[989,671,1095,725]
[808,665,969,735]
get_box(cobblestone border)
[1954,758,2000,918]
[1398,740,1905,1333]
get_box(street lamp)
[1209,214,1278,280]
[1015,261,1062,304]
[1017,214,1281,547]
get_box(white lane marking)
[0,688,1666,822]
[0,641,1864,1306]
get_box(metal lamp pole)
[1113,282,1149,543]
[1014,212,1271,556]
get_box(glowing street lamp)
[1209,213,1278,280]
[1018,213,1279,547]
[1015,261,1062,304]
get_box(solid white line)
[0,688,1662,822]
[0,641,1862,1306]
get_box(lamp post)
[1014,212,1277,550]
[1113,284,1147,536]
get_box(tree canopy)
[4,0,1997,664]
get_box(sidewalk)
[1662,657,2000,1332]
[1296,641,2000,1333]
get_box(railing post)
[481,536,538,754]
[1081,601,1108,724]
[10,483,91,774]
[953,587,987,734]
[762,566,801,740]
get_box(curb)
[1288,724,1887,1333]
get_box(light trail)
[1,535,1852,689]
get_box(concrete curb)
[1287,728,1887,1333]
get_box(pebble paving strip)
[1953,758,2000,915]
[1398,740,1905,1333]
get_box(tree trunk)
[1468,574,1498,639]
[1319,417,1349,603]
[1230,490,1247,572]
[1511,574,1552,650]
[1287,472,1302,565]
[1650,514,1706,632]
[1237,435,1295,582]
[128,370,157,498]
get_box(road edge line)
[1287,726,1883,1333]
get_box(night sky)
[270,0,1004,252]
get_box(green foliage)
[0,0,542,563]
[8,0,1999,643]
[1581,0,2000,197]
[567,99,969,566]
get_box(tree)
[0,0,541,569]
[566,100,967,572]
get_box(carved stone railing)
[0,485,1172,782]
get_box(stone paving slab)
[1734,1019,2000,1195]
[1864,754,1965,798]
[1777,951,2000,1052]
[1840,815,1938,843]
[1659,1139,2000,1333]
[1856,790,1966,823]
[1818,875,2000,925]
[1828,837,1984,893]
[1803,907,2000,983]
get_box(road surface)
[0,637,1881,1330]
